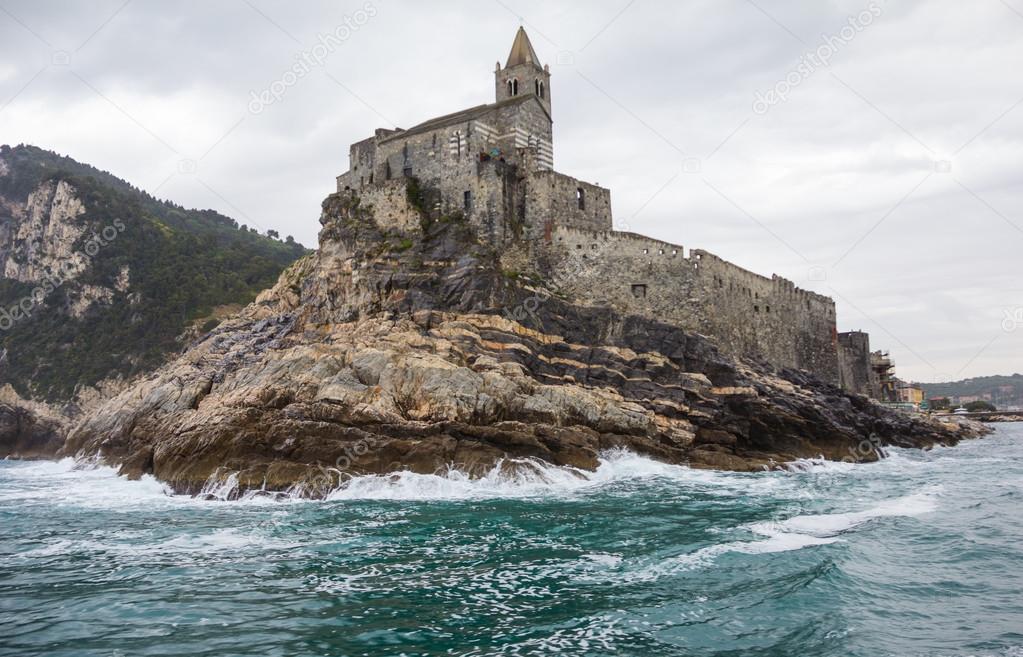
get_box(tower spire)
[505,26,541,68]
[495,26,551,117]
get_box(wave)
[750,490,939,539]
[0,447,950,508]
[322,449,696,501]
[0,458,175,508]
[314,448,827,501]
[16,525,302,560]
[595,490,943,585]
[1,449,788,506]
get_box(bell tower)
[494,27,551,117]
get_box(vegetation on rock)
[0,144,308,401]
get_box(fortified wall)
[546,227,840,384]
[837,331,899,401]
[837,331,873,396]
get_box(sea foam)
[323,449,693,501]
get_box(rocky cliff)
[1,178,89,283]
[60,189,987,497]
[0,385,67,459]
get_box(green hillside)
[0,144,309,402]
[918,374,1023,408]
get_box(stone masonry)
[333,27,886,390]
[837,330,873,397]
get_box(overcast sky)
[1,0,1021,382]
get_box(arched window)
[536,80,545,98]
[507,78,519,96]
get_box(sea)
[2,423,1021,657]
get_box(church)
[335,27,613,246]
[334,27,889,393]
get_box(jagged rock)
[58,190,989,496]
[0,388,66,459]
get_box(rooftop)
[379,94,548,144]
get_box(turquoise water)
[2,424,1021,657]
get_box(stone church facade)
[336,28,886,390]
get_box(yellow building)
[897,384,925,405]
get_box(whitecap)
[322,449,761,501]
[751,490,940,539]
[603,490,941,584]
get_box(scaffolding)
[870,350,896,402]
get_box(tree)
[964,400,996,412]
[267,229,279,239]
[285,235,295,244]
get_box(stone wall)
[343,176,843,385]
[837,331,873,397]
[693,250,838,384]
[526,170,612,234]
[546,227,840,384]
[336,129,402,193]
[340,160,839,385]
[376,124,477,196]
[355,179,421,234]
[478,159,525,245]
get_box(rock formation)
[60,190,988,497]
[0,386,67,459]
[0,178,90,284]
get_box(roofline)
[379,94,551,145]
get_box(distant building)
[896,382,924,406]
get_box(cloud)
[1,0,1020,381]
